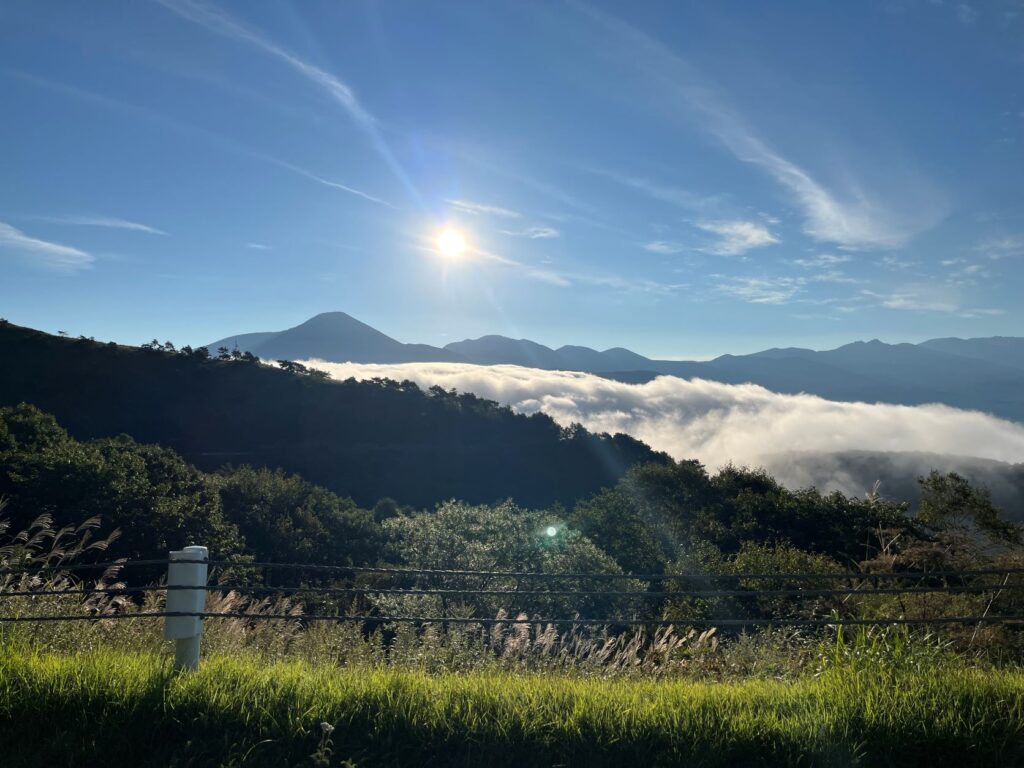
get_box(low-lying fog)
[304,360,1024,506]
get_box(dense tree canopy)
[2,397,1023,637]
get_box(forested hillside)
[0,321,665,508]
[4,402,1021,622]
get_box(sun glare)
[437,228,467,259]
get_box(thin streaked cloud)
[591,169,724,213]
[791,254,851,268]
[976,236,1023,260]
[644,241,685,254]
[447,199,522,219]
[262,157,397,209]
[156,0,417,201]
[0,221,94,272]
[10,71,397,211]
[500,226,560,239]
[861,288,960,313]
[714,275,803,304]
[28,214,167,235]
[574,3,946,251]
[525,268,572,286]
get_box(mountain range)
[208,312,1024,422]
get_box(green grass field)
[2,648,1024,767]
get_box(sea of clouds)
[303,360,1024,493]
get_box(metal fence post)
[164,545,208,671]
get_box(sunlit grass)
[2,647,1024,767]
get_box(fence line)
[4,550,1024,670]
[6,557,1024,582]
[3,582,1024,600]
[2,611,1024,627]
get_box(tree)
[917,471,1021,547]
[572,488,672,575]
[0,404,242,564]
[381,500,643,619]
[277,360,309,375]
[217,346,231,360]
[217,466,380,566]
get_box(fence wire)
[5,557,1024,581]
[3,613,1020,627]
[3,556,1024,628]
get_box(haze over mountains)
[209,312,1024,423]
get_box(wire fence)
[4,554,1024,628]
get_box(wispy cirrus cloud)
[706,125,940,250]
[500,226,560,239]
[714,275,803,304]
[447,199,522,219]
[696,219,778,256]
[525,268,572,286]
[791,254,851,268]
[943,259,991,285]
[0,221,94,272]
[589,168,724,213]
[862,279,1004,317]
[977,236,1023,260]
[644,241,686,254]
[28,214,167,235]
[156,0,417,201]
[960,308,1005,319]
[573,3,945,251]
[269,157,396,208]
[244,243,271,250]
[11,71,397,211]
[807,270,863,285]
[451,242,684,294]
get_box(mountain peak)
[296,311,364,329]
[206,311,461,364]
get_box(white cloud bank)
[302,361,1024,473]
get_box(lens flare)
[545,526,558,537]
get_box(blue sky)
[1,0,1022,358]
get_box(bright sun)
[437,228,467,259]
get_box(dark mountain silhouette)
[919,336,1024,372]
[207,312,1024,422]
[0,321,666,509]
[208,312,463,364]
[444,336,564,368]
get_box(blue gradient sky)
[1,0,1022,358]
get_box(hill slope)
[0,322,665,508]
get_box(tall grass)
[1,647,1023,767]
[4,513,1024,765]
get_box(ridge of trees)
[0,321,665,509]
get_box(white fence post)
[164,545,209,671]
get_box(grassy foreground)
[2,649,1024,767]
